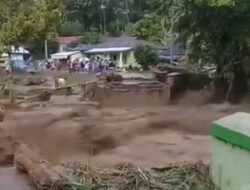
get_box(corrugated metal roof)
[85,47,132,54]
[51,51,80,59]
[94,37,139,48]
[66,36,140,52]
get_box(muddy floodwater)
[0,98,247,168]
[0,72,248,189]
[0,168,35,190]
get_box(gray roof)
[97,36,140,48]
[65,36,185,56]
[66,36,141,52]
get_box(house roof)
[85,47,132,54]
[95,36,139,48]
[51,51,80,59]
[11,46,30,54]
[58,36,80,45]
[64,36,185,56]
[66,36,140,52]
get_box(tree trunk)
[14,143,70,190]
[225,74,235,102]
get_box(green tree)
[59,21,84,36]
[134,45,158,69]
[81,31,101,44]
[126,0,176,46]
[0,0,62,50]
[62,0,151,36]
[174,0,250,102]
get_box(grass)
[58,162,215,190]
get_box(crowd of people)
[42,56,116,74]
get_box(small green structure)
[210,112,250,190]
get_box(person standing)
[89,62,93,73]
[85,61,89,72]
[68,59,73,74]
[80,58,85,72]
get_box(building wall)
[85,50,140,69]
[0,56,9,68]
[58,44,67,53]
[69,52,82,62]
[123,51,138,68]
[118,50,140,69]
[11,53,27,71]
[94,84,170,108]
[211,137,250,190]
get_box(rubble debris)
[103,72,123,83]
[14,76,46,86]
[25,90,52,102]
[0,100,21,110]
[37,91,51,102]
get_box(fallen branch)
[14,143,86,190]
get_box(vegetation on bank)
[134,45,158,70]
[59,162,215,190]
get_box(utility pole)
[8,46,14,103]
[124,1,130,24]
[44,39,48,60]
[101,4,106,34]
[170,8,174,65]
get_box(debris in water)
[63,161,215,190]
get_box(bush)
[134,45,158,70]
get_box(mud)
[0,129,15,167]
[99,88,170,107]
[0,72,247,190]
[0,101,246,168]
[0,167,35,190]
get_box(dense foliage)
[0,0,62,56]
[61,0,150,36]
[127,0,250,102]
[1,0,250,101]
[173,0,250,102]
[134,45,158,70]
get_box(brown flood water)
[0,102,246,168]
[0,101,248,189]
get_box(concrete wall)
[94,84,170,108]
[86,50,139,69]
[118,51,139,68]
[70,52,82,62]
[210,112,250,190]
[58,44,66,53]
[123,51,138,68]
[211,137,250,190]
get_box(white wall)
[58,44,66,53]
[70,52,82,61]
